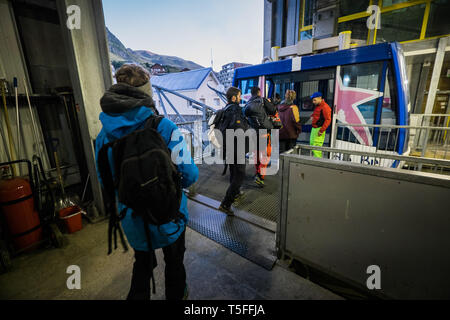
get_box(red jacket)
[311,100,332,134]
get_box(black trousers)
[222,163,246,207]
[279,139,297,154]
[127,230,186,300]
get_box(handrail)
[336,123,450,130]
[294,144,450,167]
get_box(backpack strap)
[145,114,164,131]
[98,142,129,254]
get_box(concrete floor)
[0,216,341,300]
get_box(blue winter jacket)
[95,106,198,251]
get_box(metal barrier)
[333,122,450,160]
[411,114,450,158]
[278,150,450,299]
[175,120,210,161]
[295,144,450,175]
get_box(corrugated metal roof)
[151,67,212,91]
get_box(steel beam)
[424,37,448,115]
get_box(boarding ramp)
[176,120,280,269]
[278,146,450,299]
[185,162,280,271]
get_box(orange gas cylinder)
[0,178,43,251]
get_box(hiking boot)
[219,203,234,216]
[254,174,265,188]
[233,191,245,203]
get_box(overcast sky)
[102,0,264,71]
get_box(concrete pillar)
[263,0,273,59]
[424,37,448,115]
[286,0,300,47]
[56,0,113,216]
[0,0,31,93]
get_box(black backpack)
[212,104,250,174]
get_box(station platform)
[0,162,344,300]
[0,205,341,300]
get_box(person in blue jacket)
[95,64,198,300]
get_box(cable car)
[233,42,410,161]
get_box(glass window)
[381,68,397,125]
[300,29,313,40]
[382,0,411,7]
[239,78,258,96]
[337,18,368,41]
[304,0,314,26]
[376,65,399,151]
[340,62,383,125]
[339,0,369,16]
[426,0,450,38]
[376,4,426,42]
[299,81,319,110]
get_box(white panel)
[291,57,302,72]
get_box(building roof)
[151,67,213,91]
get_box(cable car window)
[239,78,258,96]
[300,81,319,111]
[340,62,383,125]
[381,67,397,125]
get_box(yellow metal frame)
[420,0,431,39]
[337,0,443,45]
[298,0,313,40]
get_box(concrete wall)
[263,0,273,59]
[56,0,114,215]
[0,0,31,94]
[0,0,51,170]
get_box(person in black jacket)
[218,87,250,216]
[244,86,276,187]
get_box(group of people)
[217,85,331,215]
[94,63,331,300]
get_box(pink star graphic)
[334,75,383,146]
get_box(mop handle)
[54,150,65,196]
[23,77,43,159]
[14,77,20,161]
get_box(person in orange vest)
[310,92,332,158]
[244,86,277,187]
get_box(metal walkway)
[187,200,277,270]
[186,163,282,270]
[191,164,281,224]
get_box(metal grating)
[193,164,281,223]
[187,200,277,271]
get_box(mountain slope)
[106,28,203,70]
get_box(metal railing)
[333,121,450,160]
[294,144,450,175]
[175,120,210,161]
[410,114,450,159]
